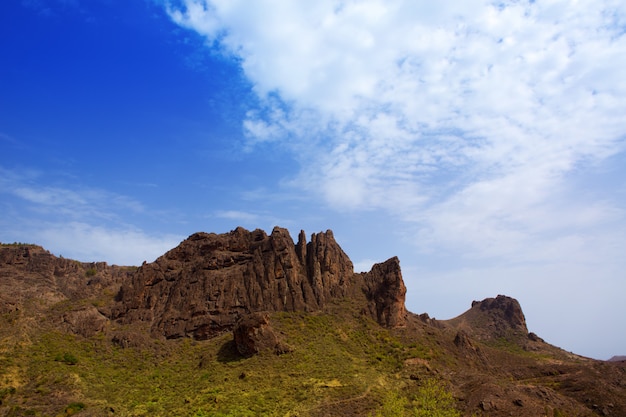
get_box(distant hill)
[608,355,626,362]
[1,228,625,416]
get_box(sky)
[1,0,625,360]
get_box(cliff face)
[112,227,407,339]
[362,257,407,328]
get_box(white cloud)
[166,0,626,357]
[7,183,144,221]
[0,166,181,265]
[33,222,181,265]
[215,209,259,223]
[167,0,626,257]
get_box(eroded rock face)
[113,227,407,339]
[362,257,407,328]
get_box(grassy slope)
[0,299,460,417]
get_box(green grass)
[0,310,461,416]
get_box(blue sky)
[2,0,625,360]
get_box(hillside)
[0,228,625,417]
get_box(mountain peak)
[112,226,406,339]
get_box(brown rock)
[454,330,474,349]
[0,244,127,337]
[233,312,291,356]
[361,257,407,328]
[112,227,408,339]
[446,295,529,342]
[62,306,109,338]
[477,295,527,331]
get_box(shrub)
[55,352,79,365]
[371,391,409,417]
[412,379,460,417]
[64,402,86,416]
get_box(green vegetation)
[0,387,16,403]
[54,352,79,365]
[369,379,460,417]
[0,308,462,417]
[85,268,98,277]
[412,379,460,417]
[63,402,86,416]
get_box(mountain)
[1,228,624,417]
[111,227,406,340]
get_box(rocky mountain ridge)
[1,227,625,417]
[111,226,406,340]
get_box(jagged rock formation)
[2,236,626,417]
[112,227,407,340]
[361,257,407,328]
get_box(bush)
[55,352,79,365]
[371,391,409,417]
[64,402,86,416]
[412,379,460,417]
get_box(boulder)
[233,312,291,356]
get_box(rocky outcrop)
[61,306,109,338]
[445,295,529,342]
[233,312,291,356]
[112,227,407,340]
[473,295,527,332]
[361,257,407,328]
[0,244,127,330]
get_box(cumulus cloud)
[166,0,626,265]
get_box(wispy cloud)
[7,182,144,222]
[0,166,182,264]
[214,209,260,223]
[33,222,181,265]
[0,132,19,146]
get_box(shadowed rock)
[361,257,407,328]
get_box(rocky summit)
[1,227,625,417]
[112,226,406,339]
